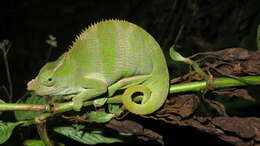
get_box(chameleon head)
[27,61,70,96]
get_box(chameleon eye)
[43,77,54,87]
[38,66,55,87]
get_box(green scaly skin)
[27,20,169,115]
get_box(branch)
[169,75,260,93]
[0,75,259,114]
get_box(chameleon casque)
[27,20,169,115]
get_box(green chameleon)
[27,19,169,115]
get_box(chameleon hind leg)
[108,75,151,97]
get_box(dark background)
[0,0,260,145]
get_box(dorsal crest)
[69,19,129,50]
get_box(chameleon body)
[27,20,169,115]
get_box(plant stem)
[170,75,260,93]
[37,123,54,146]
[3,52,13,101]
[0,76,259,113]
[0,103,51,111]
[0,40,13,101]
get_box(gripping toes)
[72,98,83,111]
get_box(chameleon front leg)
[72,77,107,111]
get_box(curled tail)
[122,73,169,115]
[121,27,169,115]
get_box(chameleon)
[27,19,169,115]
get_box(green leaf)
[93,98,108,107]
[54,125,123,145]
[0,121,22,144]
[14,92,49,121]
[23,139,45,146]
[169,45,185,61]
[169,46,192,64]
[0,99,5,103]
[108,104,123,117]
[257,24,260,50]
[87,111,114,123]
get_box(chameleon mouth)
[36,88,80,96]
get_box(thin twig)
[37,123,54,146]
[0,85,10,98]
[0,40,13,102]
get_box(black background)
[1,0,260,145]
